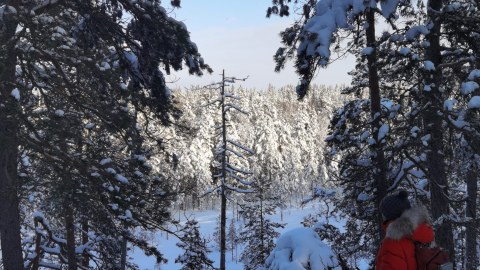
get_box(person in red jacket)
[376,190,435,270]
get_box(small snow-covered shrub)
[264,227,341,270]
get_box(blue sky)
[167,0,354,89]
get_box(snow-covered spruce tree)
[0,0,211,268]
[267,0,416,256]
[19,56,176,269]
[239,171,284,270]
[227,217,238,261]
[208,71,254,270]
[175,219,215,270]
[426,3,480,266]
[347,1,480,264]
[299,187,351,267]
[212,216,222,250]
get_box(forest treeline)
[162,85,345,210]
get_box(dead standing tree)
[206,70,254,270]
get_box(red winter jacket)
[376,206,435,270]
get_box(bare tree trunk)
[65,205,77,270]
[120,227,128,270]
[220,190,227,270]
[465,167,478,269]
[259,187,265,261]
[81,220,89,268]
[424,0,454,261]
[366,9,388,247]
[0,131,24,270]
[0,1,24,268]
[220,70,227,270]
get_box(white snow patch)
[55,110,65,117]
[406,25,429,40]
[99,158,112,165]
[378,124,389,141]
[115,174,129,184]
[461,81,479,95]
[361,47,374,55]
[399,47,410,55]
[85,123,95,129]
[380,0,400,18]
[22,156,31,167]
[423,61,435,71]
[443,99,456,111]
[357,192,370,201]
[467,69,480,80]
[410,126,420,138]
[105,168,116,174]
[11,88,20,100]
[468,96,480,109]
[421,134,431,146]
[54,26,67,35]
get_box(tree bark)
[220,70,227,270]
[220,190,227,270]
[0,1,24,268]
[366,9,388,247]
[465,167,478,269]
[424,0,454,261]
[120,226,128,270]
[81,220,89,268]
[65,205,77,270]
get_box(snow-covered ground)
[130,203,366,270]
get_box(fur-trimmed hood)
[385,206,431,241]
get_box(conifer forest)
[0,0,479,269]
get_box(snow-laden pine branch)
[227,139,255,155]
[224,103,248,114]
[225,170,254,186]
[226,162,253,175]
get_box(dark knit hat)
[380,190,411,221]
